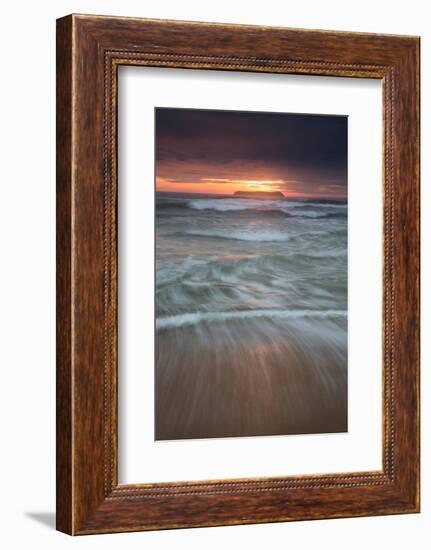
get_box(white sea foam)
[187,198,274,211]
[183,228,291,242]
[281,209,329,218]
[187,198,347,213]
[156,309,347,330]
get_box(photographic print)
[155,107,348,441]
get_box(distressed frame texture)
[56,14,420,535]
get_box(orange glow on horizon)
[156,177,346,199]
[157,177,240,195]
[156,178,286,196]
[156,177,286,196]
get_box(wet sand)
[155,316,347,440]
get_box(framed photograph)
[56,14,420,535]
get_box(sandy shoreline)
[155,316,347,440]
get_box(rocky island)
[233,190,285,199]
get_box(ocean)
[155,192,348,440]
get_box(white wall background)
[0,1,427,548]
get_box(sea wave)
[187,198,253,211]
[283,209,342,218]
[186,198,346,214]
[182,229,291,242]
[156,308,347,330]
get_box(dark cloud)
[155,107,347,198]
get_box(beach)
[155,192,348,440]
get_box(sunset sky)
[155,108,347,199]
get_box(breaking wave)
[186,198,347,215]
[156,308,347,331]
[182,229,291,242]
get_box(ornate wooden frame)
[56,14,420,535]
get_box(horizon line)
[155,190,347,200]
